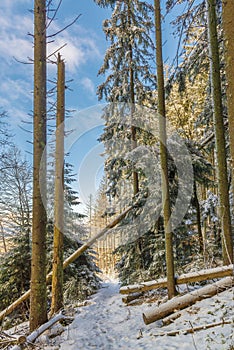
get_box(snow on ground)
[47,277,234,350]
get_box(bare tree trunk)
[154,0,176,299]
[0,222,7,252]
[30,0,48,331]
[50,54,65,315]
[119,264,233,294]
[206,0,233,265]
[222,0,234,220]
[127,0,139,196]
[143,276,233,325]
[193,181,203,253]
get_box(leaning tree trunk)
[50,54,65,316]
[30,0,48,331]
[154,0,176,299]
[222,0,234,220]
[206,0,233,265]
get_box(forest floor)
[41,276,234,350]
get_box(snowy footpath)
[49,279,234,350]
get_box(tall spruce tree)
[96,0,155,199]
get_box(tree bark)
[193,181,203,253]
[127,0,139,196]
[206,0,233,265]
[222,0,234,215]
[143,276,233,325]
[30,0,48,331]
[154,0,176,299]
[50,54,65,316]
[0,222,7,252]
[122,292,144,304]
[119,264,233,294]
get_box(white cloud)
[0,1,105,129]
[0,77,32,125]
[0,12,33,64]
[0,36,32,63]
[46,23,103,73]
[0,7,103,74]
[81,77,96,96]
[47,37,86,73]
[1,78,32,102]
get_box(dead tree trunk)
[50,54,65,316]
[11,313,67,350]
[120,264,233,294]
[143,276,233,325]
[30,0,48,331]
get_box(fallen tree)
[142,276,233,325]
[120,264,234,294]
[0,333,26,348]
[0,206,132,322]
[153,319,233,336]
[122,292,144,304]
[10,313,68,350]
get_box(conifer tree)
[96,0,155,198]
[0,147,31,313]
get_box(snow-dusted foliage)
[97,1,155,103]
[201,190,219,224]
[59,234,101,303]
[46,162,101,303]
[95,1,159,285]
[0,156,101,319]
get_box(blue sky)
[0,0,181,209]
[0,0,110,147]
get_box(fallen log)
[142,276,233,325]
[0,334,26,347]
[162,311,182,326]
[153,319,233,337]
[120,264,234,295]
[122,292,144,304]
[0,206,133,322]
[11,313,67,350]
